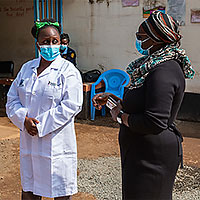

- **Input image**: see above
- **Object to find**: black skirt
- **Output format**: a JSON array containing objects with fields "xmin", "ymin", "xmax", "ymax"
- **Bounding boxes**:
[{"xmin": 119, "ymin": 126, "xmax": 181, "ymax": 200}]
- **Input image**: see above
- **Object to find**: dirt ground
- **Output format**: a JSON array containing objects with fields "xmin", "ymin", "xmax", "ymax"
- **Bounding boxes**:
[{"xmin": 0, "ymin": 116, "xmax": 199, "ymax": 200}]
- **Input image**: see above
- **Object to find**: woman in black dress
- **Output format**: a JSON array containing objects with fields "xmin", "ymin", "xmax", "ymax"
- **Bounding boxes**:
[{"xmin": 92, "ymin": 11, "xmax": 195, "ymax": 200}]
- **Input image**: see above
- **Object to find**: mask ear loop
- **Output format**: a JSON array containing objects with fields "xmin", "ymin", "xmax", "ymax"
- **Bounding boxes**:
[
  {"xmin": 149, "ymin": 37, "xmax": 165, "ymax": 45},
  {"xmin": 141, "ymin": 38, "xmax": 153, "ymax": 53},
  {"xmin": 141, "ymin": 37, "xmax": 164, "ymax": 54},
  {"xmin": 36, "ymin": 42, "xmax": 41, "ymax": 52}
]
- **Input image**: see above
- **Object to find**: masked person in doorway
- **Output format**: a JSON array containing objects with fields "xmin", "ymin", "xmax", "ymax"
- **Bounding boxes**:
[
  {"xmin": 60, "ymin": 33, "xmax": 77, "ymax": 67},
  {"xmin": 6, "ymin": 19, "xmax": 83, "ymax": 200},
  {"xmin": 92, "ymin": 11, "xmax": 195, "ymax": 200}
]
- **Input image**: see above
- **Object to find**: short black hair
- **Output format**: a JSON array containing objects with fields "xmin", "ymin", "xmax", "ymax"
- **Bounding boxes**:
[
  {"xmin": 31, "ymin": 18, "xmax": 62, "ymax": 39},
  {"xmin": 60, "ymin": 33, "xmax": 70, "ymax": 43}
]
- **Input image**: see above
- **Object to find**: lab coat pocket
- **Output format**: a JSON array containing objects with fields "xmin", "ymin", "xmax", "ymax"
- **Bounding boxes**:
[
  {"xmin": 17, "ymin": 82, "xmax": 32, "ymax": 106},
  {"xmin": 18, "ymin": 88, "xmax": 32, "ymax": 107},
  {"xmin": 41, "ymin": 85, "xmax": 62, "ymax": 111}
]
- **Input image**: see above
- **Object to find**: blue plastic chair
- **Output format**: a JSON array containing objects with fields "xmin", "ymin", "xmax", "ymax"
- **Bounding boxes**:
[{"xmin": 90, "ymin": 69, "xmax": 130, "ymax": 120}]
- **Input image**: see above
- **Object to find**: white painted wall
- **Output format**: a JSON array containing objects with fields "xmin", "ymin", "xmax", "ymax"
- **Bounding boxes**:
[
  {"xmin": 63, "ymin": 0, "xmax": 142, "ymax": 72},
  {"xmin": 63, "ymin": 0, "xmax": 200, "ymax": 93},
  {"xmin": 0, "ymin": 0, "xmax": 199, "ymax": 93},
  {"xmin": 179, "ymin": 0, "xmax": 200, "ymax": 93}
]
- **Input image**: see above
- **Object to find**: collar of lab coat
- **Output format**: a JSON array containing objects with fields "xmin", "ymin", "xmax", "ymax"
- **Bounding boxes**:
[
  {"xmin": 48, "ymin": 55, "xmax": 62, "ymax": 70},
  {"xmin": 30, "ymin": 55, "xmax": 62, "ymax": 74}
]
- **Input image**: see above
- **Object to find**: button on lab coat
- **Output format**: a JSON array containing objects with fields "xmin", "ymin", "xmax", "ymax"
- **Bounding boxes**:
[{"xmin": 6, "ymin": 55, "xmax": 83, "ymax": 198}]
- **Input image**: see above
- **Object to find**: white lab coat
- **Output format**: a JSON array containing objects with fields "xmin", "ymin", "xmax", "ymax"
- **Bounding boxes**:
[{"xmin": 6, "ymin": 55, "xmax": 83, "ymax": 198}]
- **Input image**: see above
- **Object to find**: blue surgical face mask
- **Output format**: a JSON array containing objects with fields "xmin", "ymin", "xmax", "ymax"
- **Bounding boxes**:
[
  {"xmin": 60, "ymin": 45, "xmax": 68, "ymax": 52},
  {"xmin": 135, "ymin": 38, "xmax": 152, "ymax": 55},
  {"xmin": 39, "ymin": 44, "xmax": 60, "ymax": 61}
]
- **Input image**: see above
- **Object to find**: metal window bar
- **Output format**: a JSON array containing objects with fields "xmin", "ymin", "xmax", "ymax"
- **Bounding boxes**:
[
  {"xmin": 59, "ymin": 0, "xmax": 63, "ymax": 32},
  {"xmin": 51, "ymin": 0, "xmax": 53, "ymax": 18},
  {"xmin": 41, "ymin": 0, "xmax": 44, "ymax": 19},
  {"xmin": 55, "ymin": 0, "xmax": 58, "ymax": 21},
  {"xmin": 46, "ymin": 0, "xmax": 49, "ymax": 18}
]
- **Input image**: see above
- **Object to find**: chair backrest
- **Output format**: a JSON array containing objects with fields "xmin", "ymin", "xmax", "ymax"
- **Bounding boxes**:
[
  {"xmin": 91, "ymin": 69, "xmax": 130, "ymax": 99},
  {"xmin": 0, "ymin": 61, "xmax": 14, "ymax": 78}
]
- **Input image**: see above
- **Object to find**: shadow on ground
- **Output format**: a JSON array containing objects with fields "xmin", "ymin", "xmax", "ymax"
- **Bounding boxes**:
[{"xmin": 76, "ymin": 115, "xmax": 200, "ymax": 139}]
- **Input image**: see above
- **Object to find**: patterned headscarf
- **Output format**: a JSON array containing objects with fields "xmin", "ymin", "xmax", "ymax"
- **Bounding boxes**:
[
  {"xmin": 141, "ymin": 11, "xmax": 181, "ymax": 44},
  {"xmin": 126, "ymin": 11, "xmax": 195, "ymax": 89}
]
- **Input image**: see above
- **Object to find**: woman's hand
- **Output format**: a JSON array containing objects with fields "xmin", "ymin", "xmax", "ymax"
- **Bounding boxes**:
[
  {"xmin": 92, "ymin": 92, "xmax": 110, "ymax": 110},
  {"xmin": 24, "ymin": 117, "xmax": 39, "ymax": 136},
  {"xmin": 110, "ymin": 100, "xmax": 122, "ymax": 121},
  {"xmin": 110, "ymin": 101, "xmax": 129, "ymax": 127}
]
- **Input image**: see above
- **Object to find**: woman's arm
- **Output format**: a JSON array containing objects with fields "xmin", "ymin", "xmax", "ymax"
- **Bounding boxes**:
[
  {"xmin": 92, "ymin": 92, "xmax": 122, "ymax": 110},
  {"xmin": 35, "ymin": 68, "xmax": 83, "ymax": 137},
  {"xmin": 6, "ymin": 64, "xmax": 42, "ymax": 136},
  {"xmin": 6, "ymin": 69, "xmax": 29, "ymax": 131},
  {"xmin": 127, "ymin": 61, "xmax": 184, "ymax": 135},
  {"xmin": 110, "ymin": 101, "xmax": 130, "ymax": 127}
]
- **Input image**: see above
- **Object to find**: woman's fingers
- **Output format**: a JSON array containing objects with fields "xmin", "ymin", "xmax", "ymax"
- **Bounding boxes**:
[
  {"xmin": 28, "ymin": 127, "xmax": 38, "ymax": 136},
  {"xmin": 110, "ymin": 107, "xmax": 118, "ymax": 121},
  {"xmin": 92, "ymin": 93, "xmax": 103, "ymax": 103},
  {"xmin": 32, "ymin": 118, "xmax": 39, "ymax": 124},
  {"xmin": 24, "ymin": 117, "xmax": 39, "ymax": 136},
  {"xmin": 110, "ymin": 103, "xmax": 123, "ymax": 121},
  {"xmin": 116, "ymin": 100, "xmax": 122, "ymax": 109},
  {"xmin": 28, "ymin": 131, "xmax": 35, "ymax": 136},
  {"xmin": 28, "ymin": 132, "xmax": 37, "ymax": 136},
  {"xmin": 92, "ymin": 92, "xmax": 107, "ymax": 109}
]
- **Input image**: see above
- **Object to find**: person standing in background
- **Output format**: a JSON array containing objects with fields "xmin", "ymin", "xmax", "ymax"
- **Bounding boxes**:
[{"xmin": 60, "ymin": 33, "xmax": 77, "ymax": 67}]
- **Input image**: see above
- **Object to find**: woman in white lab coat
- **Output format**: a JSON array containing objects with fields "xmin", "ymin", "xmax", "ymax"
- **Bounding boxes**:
[{"xmin": 6, "ymin": 19, "xmax": 83, "ymax": 200}]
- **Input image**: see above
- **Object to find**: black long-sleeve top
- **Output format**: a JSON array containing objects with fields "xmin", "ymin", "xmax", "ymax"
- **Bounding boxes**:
[
  {"xmin": 122, "ymin": 59, "xmax": 185, "ymax": 135},
  {"xmin": 119, "ymin": 59, "xmax": 186, "ymax": 200}
]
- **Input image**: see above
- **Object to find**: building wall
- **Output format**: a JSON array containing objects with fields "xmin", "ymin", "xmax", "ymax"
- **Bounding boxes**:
[
  {"xmin": 63, "ymin": 0, "xmax": 200, "ymax": 94},
  {"xmin": 181, "ymin": 0, "xmax": 200, "ymax": 93},
  {"xmin": 0, "ymin": 0, "xmax": 35, "ymax": 75},
  {"xmin": 0, "ymin": 0, "xmax": 199, "ymax": 94}
]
